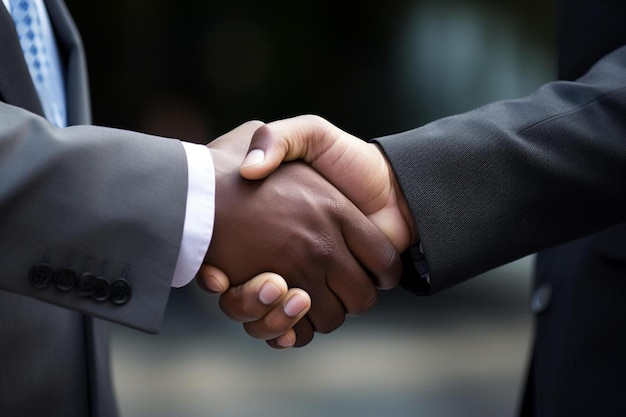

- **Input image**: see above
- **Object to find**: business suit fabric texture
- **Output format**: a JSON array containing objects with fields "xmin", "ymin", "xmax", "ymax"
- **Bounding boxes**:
[
  {"xmin": 377, "ymin": 0, "xmax": 626, "ymax": 415},
  {"xmin": 379, "ymin": 44, "xmax": 626, "ymax": 294},
  {"xmin": 0, "ymin": 1, "xmax": 189, "ymax": 416}
]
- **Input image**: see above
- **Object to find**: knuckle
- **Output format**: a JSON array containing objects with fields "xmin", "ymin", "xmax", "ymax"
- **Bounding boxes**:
[
  {"xmin": 302, "ymin": 114, "xmax": 326, "ymax": 126},
  {"xmin": 261, "ymin": 315, "xmax": 289, "ymax": 336},
  {"xmin": 310, "ymin": 234, "xmax": 336, "ymax": 262},
  {"xmin": 244, "ymin": 120, "xmax": 264, "ymax": 129}
]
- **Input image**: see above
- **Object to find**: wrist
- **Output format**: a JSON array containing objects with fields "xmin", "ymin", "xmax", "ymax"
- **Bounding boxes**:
[{"xmin": 386, "ymin": 154, "xmax": 419, "ymax": 250}]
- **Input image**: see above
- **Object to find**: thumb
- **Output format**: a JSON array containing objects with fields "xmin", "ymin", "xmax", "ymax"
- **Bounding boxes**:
[
  {"xmin": 196, "ymin": 264, "xmax": 230, "ymax": 294},
  {"xmin": 240, "ymin": 115, "xmax": 336, "ymax": 180},
  {"xmin": 239, "ymin": 115, "xmax": 391, "ymax": 216},
  {"xmin": 237, "ymin": 115, "xmax": 414, "ymax": 251}
]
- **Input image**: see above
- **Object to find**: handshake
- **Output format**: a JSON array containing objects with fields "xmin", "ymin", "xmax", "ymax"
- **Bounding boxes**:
[{"xmin": 197, "ymin": 115, "xmax": 418, "ymax": 349}]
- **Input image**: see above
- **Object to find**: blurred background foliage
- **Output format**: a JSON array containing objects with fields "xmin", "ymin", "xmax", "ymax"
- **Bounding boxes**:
[{"xmin": 65, "ymin": 0, "xmax": 556, "ymax": 416}]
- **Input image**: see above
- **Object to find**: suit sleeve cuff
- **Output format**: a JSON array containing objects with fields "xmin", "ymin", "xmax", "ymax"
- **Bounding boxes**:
[{"xmin": 171, "ymin": 142, "xmax": 215, "ymax": 288}]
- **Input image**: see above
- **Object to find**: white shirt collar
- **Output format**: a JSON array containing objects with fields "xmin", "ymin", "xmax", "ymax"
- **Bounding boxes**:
[{"xmin": 2, "ymin": 0, "xmax": 10, "ymax": 13}]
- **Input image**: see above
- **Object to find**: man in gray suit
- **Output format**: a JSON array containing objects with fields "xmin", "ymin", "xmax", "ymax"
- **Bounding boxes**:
[{"xmin": 0, "ymin": 1, "xmax": 401, "ymax": 415}]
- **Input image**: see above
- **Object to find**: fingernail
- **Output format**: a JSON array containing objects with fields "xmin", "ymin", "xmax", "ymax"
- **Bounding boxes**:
[
  {"xmin": 259, "ymin": 282, "xmax": 282, "ymax": 305},
  {"xmin": 242, "ymin": 149, "xmax": 265, "ymax": 168},
  {"xmin": 284, "ymin": 295, "xmax": 307, "ymax": 317},
  {"xmin": 203, "ymin": 275, "xmax": 224, "ymax": 293},
  {"xmin": 276, "ymin": 334, "xmax": 294, "ymax": 348}
]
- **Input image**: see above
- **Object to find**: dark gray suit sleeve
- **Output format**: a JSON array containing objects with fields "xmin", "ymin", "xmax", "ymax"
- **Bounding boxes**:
[
  {"xmin": 0, "ymin": 101, "xmax": 189, "ymax": 333},
  {"xmin": 375, "ymin": 45, "xmax": 626, "ymax": 295}
]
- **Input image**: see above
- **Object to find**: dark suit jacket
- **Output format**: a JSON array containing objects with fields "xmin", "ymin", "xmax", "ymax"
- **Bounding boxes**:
[
  {"xmin": 376, "ymin": 0, "xmax": 626, "ymax": 416},
  {"xmin": 522, "ymin": 2, "xmax": 626, "ymax": 416},
  {"xmin": 0, "ymin": 1, "xmax": 189, "ymax": 416}
]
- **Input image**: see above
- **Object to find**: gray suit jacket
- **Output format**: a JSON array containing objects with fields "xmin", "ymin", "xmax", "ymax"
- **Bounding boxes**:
[{"xmin": 0, "ymin": 1, "xmax": 189, "ymax": 415}]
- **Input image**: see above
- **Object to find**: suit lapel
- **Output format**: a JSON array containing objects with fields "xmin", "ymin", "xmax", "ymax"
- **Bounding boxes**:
[
  {"xmin": 0, "ymin": 0, "xmax": 91, "ymax": 125},
  {"xmin": 0, "ymin": 4, "xmax": 45, "ymax": 116},
  {"xmin": 44, "ymin": 0, "xmax": 91, "ymax": 125}
]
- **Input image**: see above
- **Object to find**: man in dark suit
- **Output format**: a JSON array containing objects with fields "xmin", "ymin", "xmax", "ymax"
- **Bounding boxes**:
[
  {"xmin": 0, "ymin": 1, "xmax": 402, "ymax": 415},
  {"xmin": 215, "ymin": 0, "xmax": 626, "ymax": 415}
]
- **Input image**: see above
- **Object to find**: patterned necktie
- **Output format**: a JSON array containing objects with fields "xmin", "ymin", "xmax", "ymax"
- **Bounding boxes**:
[{"xmin": 9, "ymin": 0, "xmax": 66, "ymax": 127}]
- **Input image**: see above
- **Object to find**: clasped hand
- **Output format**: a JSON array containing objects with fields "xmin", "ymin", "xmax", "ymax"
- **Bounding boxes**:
[{"xmin": 198, "ymin": 117, "xmax": 417, "ymax": 348}]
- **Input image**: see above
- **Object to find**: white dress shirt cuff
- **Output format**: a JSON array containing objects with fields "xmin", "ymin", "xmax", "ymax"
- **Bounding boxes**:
[{"xmin": 171, "ymin": 142, "xmax": 215, "ymax": 288}]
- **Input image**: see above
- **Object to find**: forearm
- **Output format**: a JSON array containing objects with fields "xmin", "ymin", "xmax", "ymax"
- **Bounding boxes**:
[
  {"xmin": 376, "ymin": 45, "xmax": 626, "ymax": 294},
  {"xmin": 0, "ymin": 102, "xmax": 188, "ymax": 332}
]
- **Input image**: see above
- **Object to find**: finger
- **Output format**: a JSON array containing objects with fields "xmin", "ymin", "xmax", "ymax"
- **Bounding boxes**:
[
  {"xmin": 340, "ymin": 206, "xmax": 403, "ymax": 290},
  {"xmin": 321, "ymin": 231, "xmax": 379, "ymax": 316},
  {"xmin": 218, "ymin": 272, "xmax": 288, "ymax": 322},
  {"xmin": 196, "ymin": 264, "xmax": 230, "ymax": 294},
  {"xmin": 293, "ymin": 271, "xmax": 347, "ymax": 335},
  {"xmin": 275, "ymin": 329, "xmax": 297, "ymax": 348},
  {"xmin": 292, "ymin": 316, "xmax": 315, "ymax": 347},
  {"xmin": 240, "ymin": 115, "xmax": 338, "ymax": 180},
  {"xmin": 241, "ymin": 116, "xmax": 397, "ymax": 223},
  {"xmin": 265, "ymin": 315, "xmax": 315, "ymax": 349},
  {"xmin": 265, "ymin": 329, "xmax": 297, "ymax": 350},
  {"xmin": 326, "ymin": 260, "xmax": 378, "ymax": 316},
  {"xmin": 243, "ymin": 289, "xmax": 311, "ymax": 340}
]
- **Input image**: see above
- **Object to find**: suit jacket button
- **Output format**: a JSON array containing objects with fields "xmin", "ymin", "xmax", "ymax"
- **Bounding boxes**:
[
  {"xmin": 55, "ymin": 267, "xmax": 77, "ymax": 291},
  {"xmin": 93, "ymin": 278, "xmax": 111, "ymax": 302},
  {"xmin": 29, "ymin": 263, "xmax": 53, "ymax": 288},
  {"xmin": 530, "ymin": 283, "xmax": 552, "ymax": 314},
  {"xmin": 110, "ymin": 278, "xmax": 132, "ymax": 305},
  {"xmin": 78, "ymin": 272, "xmax": 98, "ymax": 296}
]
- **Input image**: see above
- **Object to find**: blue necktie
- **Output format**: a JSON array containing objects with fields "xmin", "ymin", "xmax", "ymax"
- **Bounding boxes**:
[{"xmin": 9, "ymin": 0, "xmax": 66, "ymax": 127}]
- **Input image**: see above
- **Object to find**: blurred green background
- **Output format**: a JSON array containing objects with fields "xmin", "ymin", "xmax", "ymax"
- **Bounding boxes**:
[{"xmin": 65, "ymin": 0, "xmax": 556, "ymax": 416}]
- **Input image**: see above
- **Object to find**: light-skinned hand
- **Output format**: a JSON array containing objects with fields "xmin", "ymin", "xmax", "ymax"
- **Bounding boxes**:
[{"xmin": 240, "ymin": 115, "xmax": 418, "ymax": 253}]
